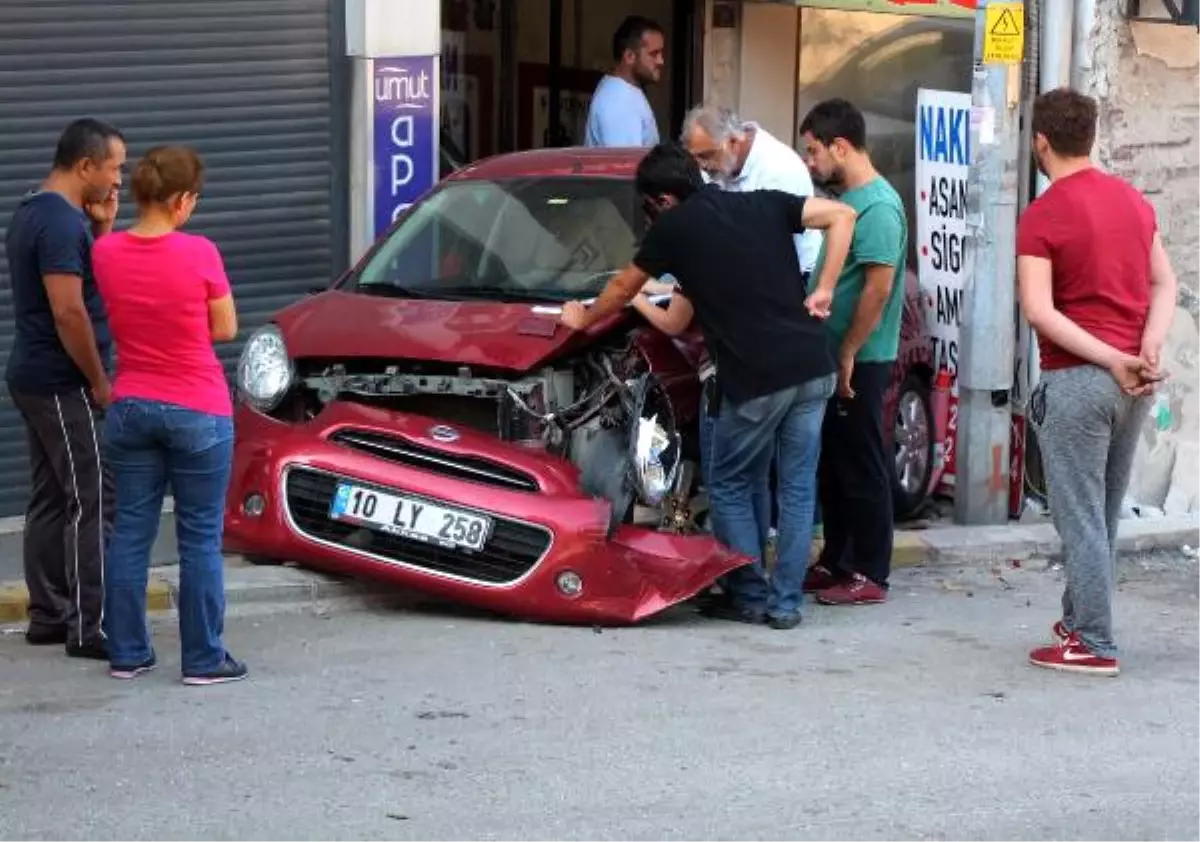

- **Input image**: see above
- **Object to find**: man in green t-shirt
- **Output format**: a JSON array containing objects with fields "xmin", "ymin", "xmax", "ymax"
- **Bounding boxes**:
[{"xmin": 798, "ymin": 98, "xmax": 908, "ymax": 606}]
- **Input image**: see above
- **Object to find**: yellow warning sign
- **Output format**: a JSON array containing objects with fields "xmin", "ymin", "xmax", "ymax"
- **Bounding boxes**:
[{"xmin": 983, "ymin": 2, "xmax": 1025, "ymax": 64}]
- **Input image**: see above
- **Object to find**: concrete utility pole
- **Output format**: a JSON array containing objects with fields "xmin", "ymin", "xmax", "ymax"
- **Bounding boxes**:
[{"xmin": 954, "ymin": 0, "xmax": 1026, "ymax": 525}]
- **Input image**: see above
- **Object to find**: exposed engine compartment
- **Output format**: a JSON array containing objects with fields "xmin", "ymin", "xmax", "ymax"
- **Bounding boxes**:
[{"xmin": 279, "ymin": 338, "xmax": 699, "ymax": 534}]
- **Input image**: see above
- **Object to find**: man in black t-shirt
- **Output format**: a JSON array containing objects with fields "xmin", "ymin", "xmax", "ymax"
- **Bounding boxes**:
[{"xmin": 560, "ymin": 143, "xmax": 856, "ymax": 629}]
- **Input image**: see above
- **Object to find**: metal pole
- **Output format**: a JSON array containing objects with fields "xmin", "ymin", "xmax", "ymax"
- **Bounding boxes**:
[
  {"xmin": 1070, "ymin": 0, "xmax": 1096, "ymax": 93},
  {"xmin": 548, "ymin": 0, "xmax": 563, "ymax": 147},
  {"xmin": 954, "ymin": 0, "xmax": 1025, "ymax": 525},
  {"xmin": 1039, "ymin": 0, "xmax": 1074, "ymax": 191}
]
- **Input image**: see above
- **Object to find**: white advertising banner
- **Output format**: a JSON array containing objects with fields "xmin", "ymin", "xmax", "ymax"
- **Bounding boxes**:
[
  {"xmin": 915, "ymin": 87, "xmax": 1028, "ymax": 513},
  {"xmin": 915, "ymin": 88, "xmax": 971, "ymax": 491}
]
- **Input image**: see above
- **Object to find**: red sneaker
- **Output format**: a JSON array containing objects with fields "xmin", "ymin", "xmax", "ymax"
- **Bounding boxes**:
[
  {"xmin": 815, "ymin": 573, "xmax": 888, "ymax": 606},
  {"xmin": 1029, "ymin": 633, "xmax": 1119, "ymax": 677},
  {"xmin": 1052, "ymin": 620, "xmax": 1070, "ymax": 643},
  {"xmin": 803, "ymin": 564, "xmax": 841, "ymax": 593}
]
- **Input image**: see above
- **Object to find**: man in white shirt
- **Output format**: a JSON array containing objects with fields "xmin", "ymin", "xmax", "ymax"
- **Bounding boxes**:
[
  {"xmin": 584, "ymin": 16, "xmax": 664, "ymax": 148},
  {"xmin": 681, "ymin": 104, "xmax": 822, "ymax": 276}
]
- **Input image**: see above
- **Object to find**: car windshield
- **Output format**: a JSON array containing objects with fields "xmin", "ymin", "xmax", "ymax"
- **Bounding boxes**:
[{"xmin": 352, "ymin": 176, "xmax": 643, "ymax": 302}]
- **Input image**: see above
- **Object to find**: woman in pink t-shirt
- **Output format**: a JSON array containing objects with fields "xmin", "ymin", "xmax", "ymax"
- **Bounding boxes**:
[{"xmin": 92, "ymin": 146, "xmax": 246, "ymax": 686}]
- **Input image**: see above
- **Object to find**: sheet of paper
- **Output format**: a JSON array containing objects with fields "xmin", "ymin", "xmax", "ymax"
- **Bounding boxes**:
[{"xmin": 529, "ymin": 293, "xmax": 670, "ymax": 318}]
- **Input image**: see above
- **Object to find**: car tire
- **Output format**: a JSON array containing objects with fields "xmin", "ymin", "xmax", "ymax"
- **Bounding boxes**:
[
  {"xmin": 892, "ymin": 374, "xmax": 935, "ymax": 521},
  {"xmin": 1022, "ymin": 422, "xmax": 1048, "ymax": 506}
]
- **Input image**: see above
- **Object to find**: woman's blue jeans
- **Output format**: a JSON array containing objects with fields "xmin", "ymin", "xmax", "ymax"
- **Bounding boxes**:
[{"xmin": 102, "ymin": 399, "xmax": 233, "ymax": 673}]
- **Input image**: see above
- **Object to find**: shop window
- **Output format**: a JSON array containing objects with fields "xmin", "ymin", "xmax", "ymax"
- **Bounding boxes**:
[
  {"xmin": 795, "ymin": 8, "xmax": 974, "ymax": 268},
  {"xmin": 441, "ymin": 0, "xmax": 680, "ymax": 162}
]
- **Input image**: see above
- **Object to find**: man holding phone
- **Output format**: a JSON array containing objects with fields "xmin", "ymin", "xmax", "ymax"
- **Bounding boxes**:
[{"xmin": 4, "ymin": 118, "xmax": 125, "ymax": 659}]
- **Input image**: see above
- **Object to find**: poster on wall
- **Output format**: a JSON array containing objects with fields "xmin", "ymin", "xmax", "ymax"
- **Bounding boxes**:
[
  {"xmin": 915, "ymin": 88, "xmax": 970, "ymax": 492},
  {"xmin": 915, "ymin": 87, "xmax": 1027, "ymax": 513},
  {"xmin": 372, "ymin": 55, "xmax": 439, "ymax": 239}
]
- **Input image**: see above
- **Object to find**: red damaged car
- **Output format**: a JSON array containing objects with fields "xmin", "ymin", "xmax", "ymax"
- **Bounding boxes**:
[{"xmin": 224, "ymin": 147, "xmax": 940, "ymax": 625}]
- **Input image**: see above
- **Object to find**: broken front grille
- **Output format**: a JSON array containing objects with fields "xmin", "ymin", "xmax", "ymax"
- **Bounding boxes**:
[
  {"xmin": 329, "ymin": 429, "xmax": 540, "ymax": 492},
  {"xmin": 284, "ymin": 467, "xmax": 551, "ymax": 586}
]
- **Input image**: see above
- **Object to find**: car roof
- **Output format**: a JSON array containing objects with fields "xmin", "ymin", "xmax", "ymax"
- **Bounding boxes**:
[{"xmin": 445, "ymin": 147, "xmax": 645, "ymax": 182}]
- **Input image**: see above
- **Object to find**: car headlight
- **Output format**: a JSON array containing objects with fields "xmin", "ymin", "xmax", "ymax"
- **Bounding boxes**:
[
  {"xmin": 237, "ymin": 324, "xmax": 293, "ymax": 412},
  {"xmin": 629, "ymin": 375, "xmax": 681, "ymax": 507}
]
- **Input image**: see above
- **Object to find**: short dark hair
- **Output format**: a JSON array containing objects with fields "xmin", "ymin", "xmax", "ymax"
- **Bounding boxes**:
[
  {"xmin": 799, "ymin": 98, "xmax": 867, "ymax": 150},
  {"xmin": 52, "ymin": 118, "xmax": 124, "ymax": 171},
  {"xmin": 636, "ymin": 142, "xmax": 704, "ymax": 204},
  {"xmin": 1032, "ymin": 87, "xmax": 1097, "ymax": 158},
  {"xmin": 612, "ymin": 15, "xmax": 663, "ymax": 63}
]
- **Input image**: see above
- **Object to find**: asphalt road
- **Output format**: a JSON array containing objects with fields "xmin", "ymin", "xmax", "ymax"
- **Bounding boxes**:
[{"xmin": 0, "ymin": 555, "xmax": 1196, "ymax": 841}]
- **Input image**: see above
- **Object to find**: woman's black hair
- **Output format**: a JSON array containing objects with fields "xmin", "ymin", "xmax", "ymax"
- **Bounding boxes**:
[{"xmin": 635, "ymin": 142, "xmax": 705, "ymax": 204}]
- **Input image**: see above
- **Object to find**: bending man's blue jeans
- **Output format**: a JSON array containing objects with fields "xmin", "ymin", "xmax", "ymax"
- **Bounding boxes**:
[
  {"xmin": 103, "ymin": 399, "xmax": 234, "ymax": 673},
  {"xmin": 700, "ymin": 377, "xmax": 770, "ymax": 549},
  {"xmin": 708, "ymin": 374, "xmax": 834, "ymax": 621}
]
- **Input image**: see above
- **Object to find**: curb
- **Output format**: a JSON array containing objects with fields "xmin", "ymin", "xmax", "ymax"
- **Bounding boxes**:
[
  {"xmin": 2, "ymin": 517, "xmax": 1196, "ymax": 627},
  {"xmin": 0, "ymin": 557, "xmax": 367, "ymax": 626},
  {"xmin": 0, "ymin": 498, "xmax": 176, "ymax": 537},
  {"xmin": 909, "ymin": 516, "xmax": 1199, "ymax": 564}
]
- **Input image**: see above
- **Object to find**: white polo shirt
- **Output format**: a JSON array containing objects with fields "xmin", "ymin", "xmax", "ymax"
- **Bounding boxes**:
[{"xmin": 721, "ymin": 123, "xmax": 823, "ymax": 275}]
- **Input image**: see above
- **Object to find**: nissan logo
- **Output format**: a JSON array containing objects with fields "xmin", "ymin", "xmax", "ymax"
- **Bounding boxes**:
[{"xmin": 429, "ymin": 425, "xmax": 459, "ymax": 443}]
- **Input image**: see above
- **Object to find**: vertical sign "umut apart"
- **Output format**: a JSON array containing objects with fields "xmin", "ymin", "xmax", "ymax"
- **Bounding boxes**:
[
  {"xmin": 373, "ymin": 56, "xmax": 439, "ymax": 238},
  {"xmin": 915, "ymin": 88, "xmax": 970, "ymax": 491}
]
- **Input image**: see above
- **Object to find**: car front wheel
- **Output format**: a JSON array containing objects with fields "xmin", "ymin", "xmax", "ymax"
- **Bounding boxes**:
[{"xmin": 892, "ymin": 375, "xmax": 935, "ymax": 520}]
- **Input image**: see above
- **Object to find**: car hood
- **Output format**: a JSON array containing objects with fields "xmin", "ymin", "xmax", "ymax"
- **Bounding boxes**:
[{"xmin": 275, "ymin": 290, "xmax": 586, "ymax": 372}]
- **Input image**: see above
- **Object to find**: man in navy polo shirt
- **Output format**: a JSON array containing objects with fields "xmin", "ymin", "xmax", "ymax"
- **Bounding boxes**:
[{"xmin": 5, "ymin": 118, "xmax": 125, "ymax": 659}]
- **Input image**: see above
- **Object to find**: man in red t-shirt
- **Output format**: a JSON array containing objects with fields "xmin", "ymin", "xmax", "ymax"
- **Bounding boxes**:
[{"xmin": 1016, "ymin": 88, "xmax": 1178, "ymax": 677}]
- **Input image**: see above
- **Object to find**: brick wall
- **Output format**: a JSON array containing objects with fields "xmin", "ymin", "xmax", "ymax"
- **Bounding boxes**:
[
  {"xmin": 1083, "ymin": 4, "xmax": 1198, "ymax": 516},
  {"xmin": 1084, "ymin": 2, "xmax": 1199, "ymax": 308}
]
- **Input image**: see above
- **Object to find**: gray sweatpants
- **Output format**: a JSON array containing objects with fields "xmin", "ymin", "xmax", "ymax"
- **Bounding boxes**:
[{"xmin": 1030, "ymin": 365, "xmax": 1150, "ymax": 658}]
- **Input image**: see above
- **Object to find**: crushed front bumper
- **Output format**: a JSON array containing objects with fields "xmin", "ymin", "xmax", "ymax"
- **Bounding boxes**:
[{"xmin": 224, "ymin": 400, "xmax": 746, "ymax": 625}]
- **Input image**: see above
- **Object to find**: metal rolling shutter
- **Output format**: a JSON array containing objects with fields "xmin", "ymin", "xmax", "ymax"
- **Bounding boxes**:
[{"xmin": 0, "ymin": 0, "xmax": 344, "ymax": 516}]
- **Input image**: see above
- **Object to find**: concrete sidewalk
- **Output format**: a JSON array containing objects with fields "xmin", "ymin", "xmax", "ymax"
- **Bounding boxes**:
[
  {"xmin": 0, "ymin": 501, "xmax": 179, "ymax": 585},
  {"xmin": 1, "ymin": 515, "xmax": 1196, "ymax": 627}
]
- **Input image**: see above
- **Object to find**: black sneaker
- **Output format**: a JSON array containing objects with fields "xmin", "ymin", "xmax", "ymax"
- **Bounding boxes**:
[
  {"xmin": 25, "ymin": 624, "xmax": 68, "ymax": 646},
  {"xmin": 66, "ymin": 639, "xmax": 109, "ymax": 661},
  {"xmin": 693, "ymin": 587, "xmax": 732, "ymax": 613},
  {"xmin": 182, "ymin": 654, "xmax": 248, "ymax": 686},
  {"xmin": 110, "ymin": 654, "xmax": 158, "ymax": 680},
  {"xmin": 766, "ymin": 613, "xmax": 802, "ymax": 630},
  {"xmin": 700, "ymin": 602, "xmax": 766, "ymax": 626}
]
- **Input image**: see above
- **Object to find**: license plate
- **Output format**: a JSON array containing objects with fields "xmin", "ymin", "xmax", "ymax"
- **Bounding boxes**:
[{"xmin": 329, "ymin": 482, "xmax": 492, "ymax": 551}]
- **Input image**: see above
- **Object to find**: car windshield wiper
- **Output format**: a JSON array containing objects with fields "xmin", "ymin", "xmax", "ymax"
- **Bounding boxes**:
[
  {"xmin": 434, "ymin": 286, "xmax": 571, "ymax": 303},
  {"xmin": 352, "ymin": 283, "xmax": 577, "ymax": 304},
  {"xmin": 353, "ymin": 283, "xmax": 438, "ymax": 298}
]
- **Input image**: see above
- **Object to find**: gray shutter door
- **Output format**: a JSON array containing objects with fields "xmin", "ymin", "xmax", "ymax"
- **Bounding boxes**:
[{"xmin": 0, "ymin": 0, "xmax": 345, "ymax": 516}]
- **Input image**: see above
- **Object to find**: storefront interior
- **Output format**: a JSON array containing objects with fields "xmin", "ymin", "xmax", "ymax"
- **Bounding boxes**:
[{"xmin": 439, "ymin": 0, "xmax": 702, "ymax": 169}]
